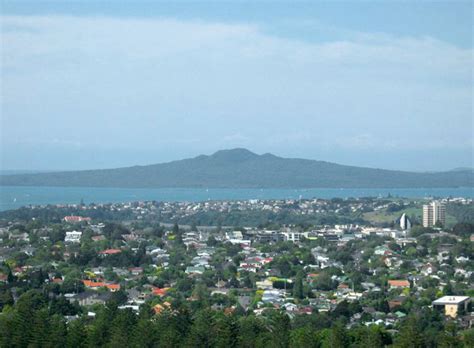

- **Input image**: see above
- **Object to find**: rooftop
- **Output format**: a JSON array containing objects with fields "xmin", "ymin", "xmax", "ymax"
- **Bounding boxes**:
[{"xmin": 432, "ymin": 296, "xmax": 470, "ymax": 305}]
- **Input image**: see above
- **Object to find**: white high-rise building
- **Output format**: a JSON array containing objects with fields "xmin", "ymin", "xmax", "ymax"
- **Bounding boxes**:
[{"xmin": 423, "ymin": 201, "xmax": 446, "ymax": 227}]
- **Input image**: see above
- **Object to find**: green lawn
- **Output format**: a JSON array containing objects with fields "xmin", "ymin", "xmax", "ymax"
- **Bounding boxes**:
[{"xmin": 363, "ymin": 205, "xmax": 457, "ymax": 228}]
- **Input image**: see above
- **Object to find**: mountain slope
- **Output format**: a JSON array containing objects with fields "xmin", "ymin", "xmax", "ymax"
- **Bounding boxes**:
[{"xmin": 1, "ymin": 149, "xmax": 472, "ymax": 188}]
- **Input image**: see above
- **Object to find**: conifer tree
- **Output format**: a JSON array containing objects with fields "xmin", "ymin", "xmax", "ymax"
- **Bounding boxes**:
[
  {"xmin": 186, "ymin": 309, "xmax": 215, "ymax": 348},
  {"xmin": 394, "ymin": 316, "xmax": 425, "ymax": 348},
  {"xmin": 212, "ymin": 312, "xmax": 238, "ymax": 348},
  {"xmin": 292, "ymin": 271, "xmax": 304, "ymax": 300},
  {"xmin": 66, "ymin": 319, "xmax": 87, "ymax": 348}
]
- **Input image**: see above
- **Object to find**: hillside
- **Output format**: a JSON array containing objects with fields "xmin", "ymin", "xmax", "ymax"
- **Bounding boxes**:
[{"xmin": 1, "ymin": 149, "xmax": 472, "ymax": 188}]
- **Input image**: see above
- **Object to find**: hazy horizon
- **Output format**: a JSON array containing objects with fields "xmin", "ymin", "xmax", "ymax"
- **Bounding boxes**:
[
  {"xmin": 1, "ymin": 1, "xmax": 473, "ymax": 172},
  {"xmin": 1, "ymin": 147, "xmax": 473, "ymax": 174}
]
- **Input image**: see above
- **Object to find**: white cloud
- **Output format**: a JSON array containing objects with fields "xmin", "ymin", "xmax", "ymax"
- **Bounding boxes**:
[{"xmin": 1, "ymin": 15, "xmax": 472, "ymax": 166}]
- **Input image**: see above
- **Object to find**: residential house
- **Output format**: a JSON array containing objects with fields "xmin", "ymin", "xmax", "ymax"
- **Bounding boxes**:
[
  {"xmin": 66, "ymin": 291, "xmax": 112, "ymax": 306},
  {"xmin": 98, "ymin": 249, "xmax": 122, "ymax": 256},
  {"xmin": 65, "ymin": 231, "xmax": 82, "ymax": 243},
  {"xmin": 388, "ymin": 280, "xmax": 410, "ymax": 290},
  {"xmin": 388, "ymin": 296, "xmax": 407, "ymax": 310}
]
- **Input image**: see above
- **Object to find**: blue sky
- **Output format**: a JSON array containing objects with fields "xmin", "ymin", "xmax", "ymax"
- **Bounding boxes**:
[{"xmin": 1, "ymin": 1, "xmax": 472, "ymax": 171}]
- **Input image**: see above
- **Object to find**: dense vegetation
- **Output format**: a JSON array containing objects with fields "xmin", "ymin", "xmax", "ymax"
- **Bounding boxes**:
[
  {"xmin": 1, "ymin": 289, "xmax": 473, "ymax": 348},
  {"xmin": 1, "ymin": 149, "xmax": 472, "ymax": 188},
  {"xmin": 173, "ymin": 209, "xmax": 365, "ymax": 228},
  {"xmin": 447, "ymin": 203, "xmax": 474, "ymax": 224}
]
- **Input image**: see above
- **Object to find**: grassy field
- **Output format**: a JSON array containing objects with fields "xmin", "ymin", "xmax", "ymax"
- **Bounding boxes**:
[
  {"xmin": 363, "ymin": 206, "xmax": 421, "ymax": 224},
  {"xmin": 363, "ymin": 205, "xmax": 457, "ymax": 228}
]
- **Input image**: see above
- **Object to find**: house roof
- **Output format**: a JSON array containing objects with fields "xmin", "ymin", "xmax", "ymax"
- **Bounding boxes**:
[
  {"xmin": 388, "ymin": 280, "xmax": 410, "ymax": 287},
  {"xmin": 152, "ymin": 287, "xmax": 169, "ymax": 296},
  {"xmin": 106, "ymin": 284, "xmax": 121, "ymax": 290},
  {"xmin": 83, "ymin": 280, "xmax": 120, "ymax": 290},
  {"xmin": 73, "ymin": 291, "xmax": 98, "ymax": 300},
  {"xmin": 83, "ymin": 280, "xmax": 105, "ymax": 288},
  {"xmin": 99, "ymin": 249, "xmax": 122, "ymax": 255},
  {"xmin": 432, "ymin": 296, "xmax": 470, "ymax": 305},
  {"xmin": 153, "ymin": 301, "xmax": 171, "ymax": 314}
]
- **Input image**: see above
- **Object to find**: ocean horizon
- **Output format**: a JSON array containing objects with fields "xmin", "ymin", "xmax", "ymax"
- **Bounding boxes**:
[{"xmin": 0, "ymin": 186, "xmax": 472, "ymax": 212}]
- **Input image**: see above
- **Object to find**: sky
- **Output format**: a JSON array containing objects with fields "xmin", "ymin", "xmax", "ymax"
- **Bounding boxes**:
[{"xmin": 1, "ymin": 0, "xmax": 473, "ymax": 172}]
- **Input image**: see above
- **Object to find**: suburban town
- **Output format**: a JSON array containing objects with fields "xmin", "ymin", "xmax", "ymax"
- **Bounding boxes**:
[
  {"xmin": 1, "ymin": 0, "xmax": 472, "ymax": 346},
  {"xmin": 0, "ymin": 196, "xmax": 472, "ymax": 347}
]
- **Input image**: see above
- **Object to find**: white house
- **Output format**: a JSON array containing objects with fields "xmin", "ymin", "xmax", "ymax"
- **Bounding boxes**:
[
  {"xmin": 226, "ymin": 231, "xmax": 243, "ymax": 240},
  {"xmin": 65, "ymin": 231, "xmax": 82, "ymax": 243},
  {"xmin": 282, "ymin": 232, "xmax": 303, "ymax": 243}
]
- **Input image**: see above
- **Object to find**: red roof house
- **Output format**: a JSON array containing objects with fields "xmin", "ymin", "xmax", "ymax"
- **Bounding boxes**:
[
  {"xmin": 388, "ymin": 280, "xmax": 410, "ymax": 289},
  {"xmin": 98, "ymin": 249, "xmax": 122, "ymax": 256}
]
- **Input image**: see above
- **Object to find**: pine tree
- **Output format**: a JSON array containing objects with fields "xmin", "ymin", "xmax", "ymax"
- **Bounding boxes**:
[
  {"xmin": 362, "ymin": 325, "xmax": 383, "ymax": 348},
  {"xmin": 394, "ymin": 316, "xmax": 424, "ymax": 348},
  {"xmin": 289, "ymin": 326, "xmax": 319, "ymax": 348},
  {"xmin": 185, "ymin": 309, "xmax": 215, "ymax": 348},
  {"xmin": 238, "ymin": 315, "xmax": 263, "ymax": 348},
  {"xmin": 11, "ymin": 291, "xmax": 44, "ymax": 347},
  {"xmin": 86, "ymin": 309, "xmax": 111, "ymax": 347},
  {"xmin": 322, "ymin": 321, "xmax": 349, "ymax": 348},
  {"xmin": 0, "ymin": 289, "xmax": 14, "ymax": 310},
  {"xmin": 107, "ymin": 308, "xmax": 137, "ymax": 347},
  {"xmin": 269, "ymin": 311, "xmax": 291, "ymax": 348},
  {"xmin": 437, "ymin": 321, "xmax": 461, "ymax": 348},
  {"xmin": 130, "ymin": 319, "xmax": 155, "ymax": 348},
  {"xmin": 7, "ymin": 268, "xmax": 15, "ymax": 283},
  {"xmin": 292, "ymin": 271, "xmax": 304, "ymax": 300},
  {"xmin": 212, "ymin": 312, "xmax": 238, "ymax": 348},
  {"xmin": 0, "ymin": 308, "xmax": 17, "ymax": 347},
  {"xmin": 30, "ymin": 308, "xmax": 50, "ymax": 347},
  {"xmin": 48, "ymin": 314, "xmax": 67, "ymax": 347},
  {"xmin": 66, "ymin": 319, "xmax": 87, "ymax": 348},
  {"xmin": 173, "ymin": 222, "xmax": 184, "ymax": 246},
  {"xmin": 154, "ymin": 312, "xmax": 182, "ymax": 347}
]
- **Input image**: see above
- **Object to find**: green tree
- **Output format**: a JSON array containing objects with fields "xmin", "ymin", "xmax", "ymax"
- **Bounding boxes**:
[
  {"xmin": 361, "ymin": 325, "xmax": 384, "ymax": 348},
  {"xmin": 293, "ymin": 271, "xmax": 304, "ymax": 300},
  {"xmin": 322, "ymin": 321, "xmax": 349, "ymax": 348},
  {"xmin": 269, "ymin": 311, "xmax": 291, "ymax": 348},
  {"xmin": 48, "ymin": 314, "xmax": 67, "ymax": 347},
  {"xmin": 186, "ymin": 309, "xmax": 215, "ymax": 348},
  {"xmin": 30, "ymin": 308, "xmax": 50, "ymax": 347},
  {"xmin": 438, "ymin": 321, "xmax": 461, "ymax": 348},
  {"xmin": 238, "ymin": 315, "xmax": 264, "ymax": 348},
  {"xmin": 154, "ymin": 311, "xmax": 182, "ymax": 347},
  {"xmin": 0, "ymin": 289, "xmax": 14, "ymax": 310},
  {"xmin": 290, "ymin": 326, "xmax": 319, "ymax": 348},
  {"xmin": 108, "ymin": 308, "xmax": 137, "ymax": 347},
  {"xmin": 394, "ymin": 316, "xmax": 424, "ymax": 348},
  {"xmin": 0, "ymin": 307, "xmax": 17, "ymax": 347},
  {"xmin": 212, "ymin": 312, "xmax": 238, "ymax": 348},
  {"xmin": 66, "ymin": 319, "xmax": 87, "ymax": 348},
  {"xmin": 314, "ymin": 272, "xmax": 336, "ymax": 291},
  {"xmin": 462, "ymin": 329, "xmax": 474, "ymax": 348}
]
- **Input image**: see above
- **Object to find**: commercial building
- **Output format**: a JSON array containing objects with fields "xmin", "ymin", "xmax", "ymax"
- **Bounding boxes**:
[
  {"xmin": 432, "ymin": 296, "xmax": 471, "ymax": 318},
  {"xmin": 423, "ymin": 201, "xmax": 446, "ymax": 227}
]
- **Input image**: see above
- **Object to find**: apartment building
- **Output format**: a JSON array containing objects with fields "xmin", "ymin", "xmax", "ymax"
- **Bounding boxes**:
[{"xmin": 423, "ymin": 201, "xmax": 446, "ymax": 227}]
